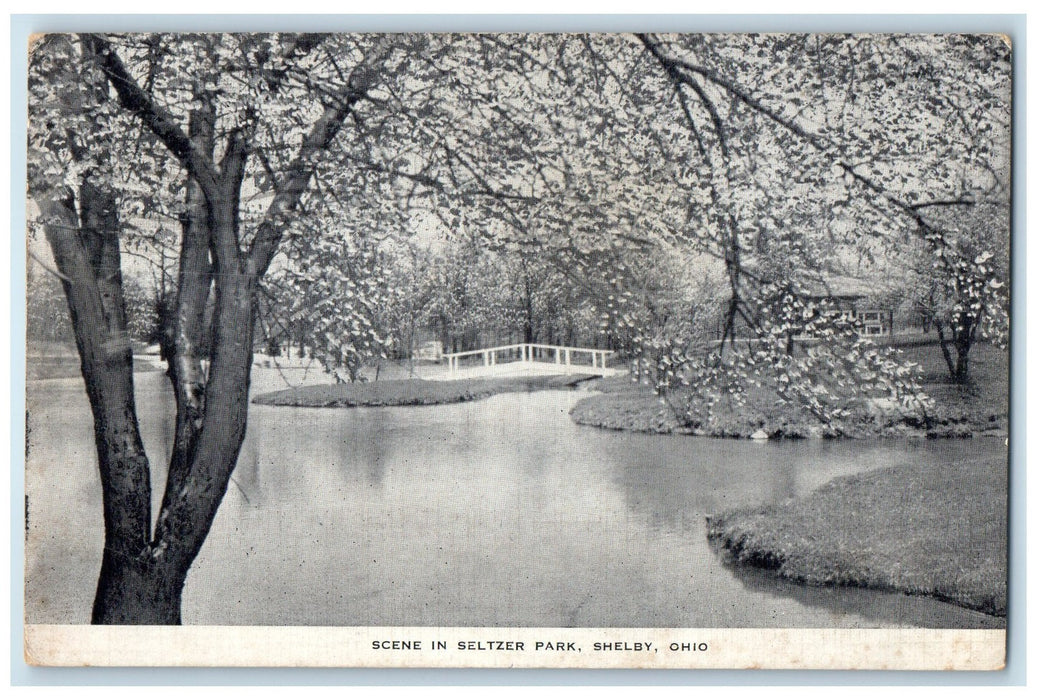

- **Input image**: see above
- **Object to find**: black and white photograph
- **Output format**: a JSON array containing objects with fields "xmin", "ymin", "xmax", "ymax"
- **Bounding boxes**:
[{"xmin": 21, "ymin": 28, "xmax": 1011, "ymax": 669}]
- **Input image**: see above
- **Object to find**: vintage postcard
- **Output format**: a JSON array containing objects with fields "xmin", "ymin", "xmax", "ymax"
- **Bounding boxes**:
[{"xmin": 22, "ymin": 30, "xmax": 1010, "ymax": 669}]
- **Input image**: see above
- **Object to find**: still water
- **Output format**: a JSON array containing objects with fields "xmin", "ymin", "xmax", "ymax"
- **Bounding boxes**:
[{"xmin": 25, "ymin": 370, "xmax": 1005, "ymax": 628}]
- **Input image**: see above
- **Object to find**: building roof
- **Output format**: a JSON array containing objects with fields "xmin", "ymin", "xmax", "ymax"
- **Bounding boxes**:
[
  {"xmin": 800, "ymin": 275, "xmax": 881, "ymax": 300},
  {"xmin": 715, "ymin": 274, "xmax": 889, "ymax": 303}
]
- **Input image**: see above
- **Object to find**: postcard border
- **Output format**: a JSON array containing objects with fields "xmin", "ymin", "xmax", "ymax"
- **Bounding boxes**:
[{"xmin": 8, "ymin": 11, "xmax": 1027, "ymax": 686}]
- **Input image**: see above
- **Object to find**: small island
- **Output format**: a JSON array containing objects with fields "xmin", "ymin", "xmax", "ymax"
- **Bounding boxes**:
[{"xmin": 252, "ymin": 373, "xmax": 595, "ymax": 408}]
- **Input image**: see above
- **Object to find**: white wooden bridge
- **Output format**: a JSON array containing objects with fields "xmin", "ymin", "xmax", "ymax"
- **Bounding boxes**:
[{"xmin": 441, "ymin": 343, "xmax": 620, "ymax": 379}]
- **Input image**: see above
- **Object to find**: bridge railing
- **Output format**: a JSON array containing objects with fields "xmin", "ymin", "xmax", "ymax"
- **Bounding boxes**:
[{"xmin": 442, "ymin": 343, "xmax": 615, "ymax": 375}]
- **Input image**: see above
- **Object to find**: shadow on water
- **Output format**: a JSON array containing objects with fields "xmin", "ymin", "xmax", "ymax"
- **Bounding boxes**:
[
  {"xmin": 603, "ymin": 433, "xmax": 800, "ymax": 532},
  {"xmin": 233, "ymin": 403, "xmax": 395, "ymax": 506},
  {"xmin": 707, "ymin": 533, "xmax": 1007, "ymax": 630}
]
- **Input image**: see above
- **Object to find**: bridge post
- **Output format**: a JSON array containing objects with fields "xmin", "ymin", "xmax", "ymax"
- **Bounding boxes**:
[
  {"xmin": 565, "ymin": 348, "xmax": 571, "ymax": 372},
  {"xmin": 483, "ymin": 351, "xmax": 489, "ymax": 367}
]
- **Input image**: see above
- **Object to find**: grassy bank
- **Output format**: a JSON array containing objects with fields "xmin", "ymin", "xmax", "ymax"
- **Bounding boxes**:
[
  {"xmin": 706, "ymin": 452, "xmax": 1007, "ymax": 616},
  {"xmin": 571, "ymin": 341, "xmax": 1008, "ymax": 439},
  {"xmin": 252, "ymin": 374, "xmax": 594, "ymax": 408},
  {"xmin": 566, "ymin": 379, "xmax": 688, "ymax": 434}
]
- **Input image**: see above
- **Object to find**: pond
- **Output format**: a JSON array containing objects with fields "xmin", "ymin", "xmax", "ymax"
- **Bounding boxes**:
[{"xmin": 25, "ymin": 370, "xmax": 1005, "ymax": 628}]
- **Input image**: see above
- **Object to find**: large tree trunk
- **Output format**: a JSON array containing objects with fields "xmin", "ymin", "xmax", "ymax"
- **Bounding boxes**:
[
  {"xmin": 37, "ymin": 184, "xmax": 162, "ymax": 623},
  {"xmin": 149, "ymin": 269, "xmax": 256, "ymax": 594},
  {"xmin": 92, "ymin": 557, "xmax": 186, "ymax": 624},
  {"xmin": 58, "ymin": 33, "xmax": 367, "ymax": 624},
  {"xmin": 94, "ymin": 266, "xmax": 256, "ymax": 625},
  {"xmin": 37, "ymin": 151, "xmax": 258, "ymax": 625}
]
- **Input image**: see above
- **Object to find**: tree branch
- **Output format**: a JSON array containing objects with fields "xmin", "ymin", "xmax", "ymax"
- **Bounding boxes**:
[
  {"xmin": 247, "ymin": 90, "xmax": 364, "ymax": 276},
  {"xmin": 81, "ymin": 34, "xmax": 220, "ymax": 199},
  {"xmin": 636, "ymin": 34, "xmax": 987, "ymax": 238}
]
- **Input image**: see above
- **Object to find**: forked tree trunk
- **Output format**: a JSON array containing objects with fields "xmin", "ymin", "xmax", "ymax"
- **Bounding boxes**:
[
  {"xmin": 38, "ymin": 174, "xmax": 258, "ymax": 625},
  {"xmin": 93, "ymin": 255, "xmax": 257, "ymax": 625},
  {"xmin": 38, "ymin": 33, "xmax": 366, "ymax": 624}
]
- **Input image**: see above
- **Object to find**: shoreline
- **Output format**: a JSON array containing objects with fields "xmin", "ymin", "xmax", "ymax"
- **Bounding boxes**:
[
  {"xmin": 251, "ymin": 374, "xmax": 596, "ymax": 408},
  {"xmin": 704, "ymin": 453, "xmax": 1008, "ymax": 618},
  {"xmin": 569, "ymin": 389, "xmax": 1008, "ymax": 441}
]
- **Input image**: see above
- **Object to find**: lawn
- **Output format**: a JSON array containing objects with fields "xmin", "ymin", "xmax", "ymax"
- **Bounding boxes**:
[
  {"xmin": 571, "ymin": 340, "xmax": 1008, "ymax": 439},
  {"xmin": 26, "ymin": 350, "xmax": 166, "ymax": 381},
  {"xmin": 706, "ymin": 451, "xmax": 1008, "ymax": 616},
  {"xmin": 252, "ymin": 374, "xmax": 594, "ymax": 408},
  {"xmin": 896, "ymin": 341, "xmax": 1008, "ymax": 433}
]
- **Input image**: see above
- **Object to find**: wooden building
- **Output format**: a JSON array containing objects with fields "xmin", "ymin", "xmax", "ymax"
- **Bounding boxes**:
[
  {"xmin": 800, "ymin": 276, "xmax": 894, "ymax": 338},
  {"xmin": 715, "ymin": 275, "xmax": 894, "ymax": 341}
]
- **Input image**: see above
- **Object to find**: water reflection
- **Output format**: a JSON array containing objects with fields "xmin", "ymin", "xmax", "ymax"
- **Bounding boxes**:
[
  {"xmin": 720, "ymin": 558, "xmax": 1005, "ymax": 629},
  {"xmin": 25, "ymin": 375, "xmax": 1007, "ymax": 629}
]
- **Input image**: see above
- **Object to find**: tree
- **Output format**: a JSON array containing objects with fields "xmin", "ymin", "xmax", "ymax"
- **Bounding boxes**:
[
  {"xmin": 635, "ymin": 34, "xmax": 1009, "ymax": 337},
  {"xmin": 422, "ymin": 232, "xmax": 517, "ymax": 352},
  {"xmin": 908, "ymin": 200, "xmax": 1009, "ymax": 382},
  {"xmin": 632, "ymin": 33, "xmax": 1009, "ymax": 413},
  {"xmin": 27, "ymin": 32, "xmax": 1010, "ymax": 623},
  {"xmin": 28, "ymin": 32, "xmax": 602, "ymax": 622},
  {"xmin": 29, "ymin": 33, "xmax": 397, "ymax": 622},
  {"xmin": 26, "ymin": 263, "xmax": 74, "ymax": 346},
  {"xmin": 263, "ymin": 231, "xmax": 396, "ymax": 382}
]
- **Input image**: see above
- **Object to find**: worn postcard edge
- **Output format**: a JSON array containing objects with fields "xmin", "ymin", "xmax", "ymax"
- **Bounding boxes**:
[{"xmin": 23, "ymin": 625, "xmax": 1006, "ymax": 670}]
